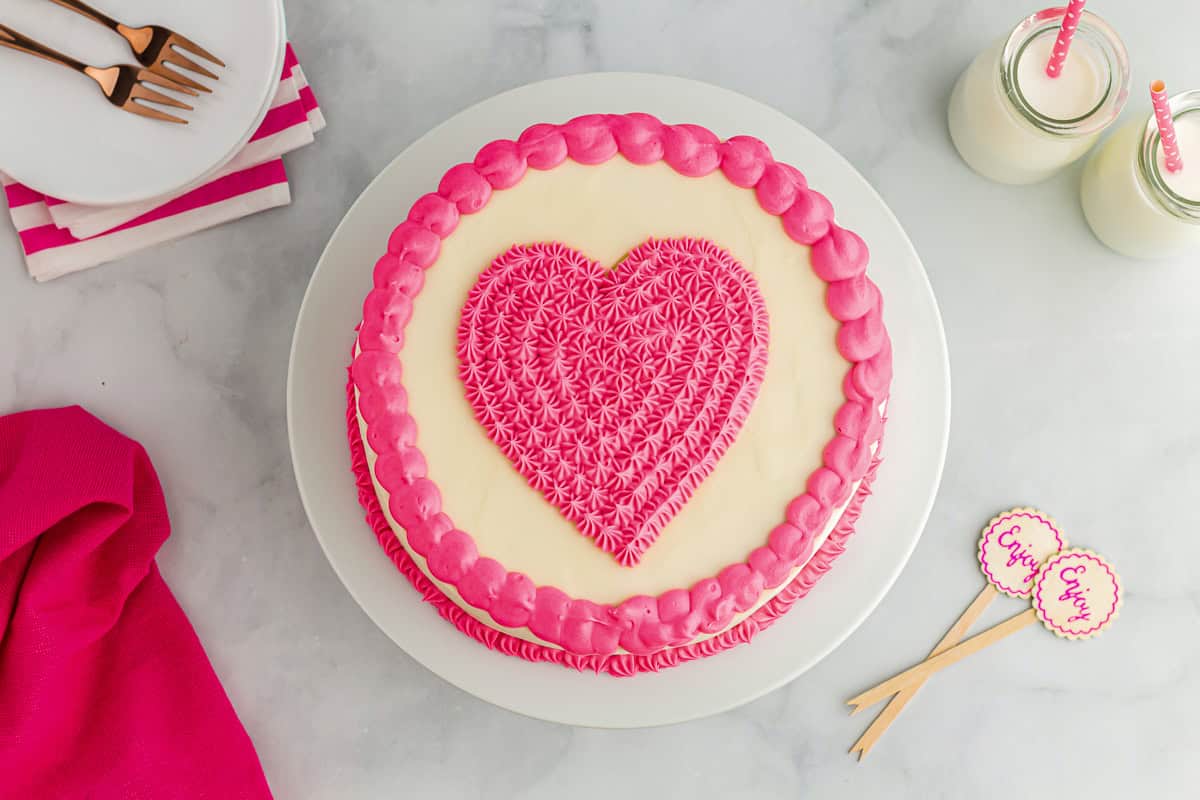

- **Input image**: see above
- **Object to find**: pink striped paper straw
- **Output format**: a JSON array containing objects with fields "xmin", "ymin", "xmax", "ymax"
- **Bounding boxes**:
[
  {"xmin": 1150, "ymin": 80, "xmax": 1184, "ymax": 174},
  {"xmin": 1045, "ymin": 0, "xmax": 1087, "ymax": 78}
]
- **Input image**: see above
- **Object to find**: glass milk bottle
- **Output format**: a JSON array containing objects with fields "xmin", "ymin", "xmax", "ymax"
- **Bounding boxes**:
[
  {"xmin": 948, "ymin": 8, "xmax": 1130, "ymax": 184},
  {"xmin": 1082, "ymin": 90, "xmax": 1200, "ymax": 259}
]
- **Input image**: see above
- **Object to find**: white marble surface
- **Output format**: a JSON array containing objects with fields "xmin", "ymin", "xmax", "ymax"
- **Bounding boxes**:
[{"xmin": 2, "ymin": 0, "xmax": 1197, "ymax": 796}]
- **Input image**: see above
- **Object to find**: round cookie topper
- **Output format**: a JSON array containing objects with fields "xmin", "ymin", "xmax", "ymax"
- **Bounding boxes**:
[
  {"xmin": 1034, "ymin": 549, "xmax": 1122, "ymax": 640},
  {"xmin": 978, "ymin": 507, "xmax": 1066, "ymax": 598}
]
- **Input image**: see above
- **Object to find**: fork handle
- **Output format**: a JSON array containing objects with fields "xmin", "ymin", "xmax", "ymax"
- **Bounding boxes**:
[
  {"xmin": 0, "ymin": 23, "xmax": 88, "ymax": 73},
  {"xmin": 44, "ymin": 0, "xmax": 121, "ymax": 31}
]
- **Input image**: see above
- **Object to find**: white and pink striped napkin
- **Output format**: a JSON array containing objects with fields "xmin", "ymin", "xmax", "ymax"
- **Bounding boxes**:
[{"xmin": 2, "ymin": 44, "xmax": 323, "ymax": 282}]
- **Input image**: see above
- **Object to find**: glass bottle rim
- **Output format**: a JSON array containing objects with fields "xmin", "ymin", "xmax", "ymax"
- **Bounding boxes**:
[
  {"xmin": 1139, "ymin": 89, "xmax": 1200, "ymax": 223},
  {"xmin": 999, "ymin": 7, "xmax": 1130, "ymax": 137}
]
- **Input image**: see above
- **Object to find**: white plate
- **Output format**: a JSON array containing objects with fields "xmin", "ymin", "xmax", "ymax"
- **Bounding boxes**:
[
  {"xmin": 288, "ymin": 73, "xmax": 950, "ymax": 728},
  {"xmin": 0, "ymin": 0, "xmax": 283, "ymax": 206}
]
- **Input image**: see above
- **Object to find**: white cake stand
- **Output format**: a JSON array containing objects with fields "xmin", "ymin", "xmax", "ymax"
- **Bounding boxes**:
[{"xmin": 287, "ymin": 73, "xmax": 950, "ymax": 729}]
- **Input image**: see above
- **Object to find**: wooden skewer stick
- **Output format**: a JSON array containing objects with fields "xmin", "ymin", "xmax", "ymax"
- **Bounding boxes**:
[
  {"xmin": 848, "ymin": 584, "xmax": 997, "ymax": 760},
  {"xmin": 847, "ymin": 608, "xmax": 1039, "ymax": 711}
]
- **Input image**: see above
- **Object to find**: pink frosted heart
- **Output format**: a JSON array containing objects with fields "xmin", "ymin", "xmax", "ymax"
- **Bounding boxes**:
[{"xmin": 457, "ymin": 238, "xmax": 769, "ymax": 566}]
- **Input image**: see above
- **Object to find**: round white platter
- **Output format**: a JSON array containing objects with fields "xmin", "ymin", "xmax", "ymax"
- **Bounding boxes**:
[
  {"xmin": 0, "ymin": 0, "xmax": 284, "ymax": 206},
  {"xmin": 288, "ymin": 72, "xmax": 950, "ymax": 728}
]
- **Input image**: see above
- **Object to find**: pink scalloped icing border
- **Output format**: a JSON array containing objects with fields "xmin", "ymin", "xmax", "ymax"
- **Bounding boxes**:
[
  {"xmin": 350, "ymin": 113, "xmax": 892, "ymax": 665},
  {"xmin": 348, "ymin": 376, "xmax": 883, "ymax": 676}
]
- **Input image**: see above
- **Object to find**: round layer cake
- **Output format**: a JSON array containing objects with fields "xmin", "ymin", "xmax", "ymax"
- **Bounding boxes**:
[{"xmin": 348, "ymin": 113, "xmax": 891, "ymax": 676}]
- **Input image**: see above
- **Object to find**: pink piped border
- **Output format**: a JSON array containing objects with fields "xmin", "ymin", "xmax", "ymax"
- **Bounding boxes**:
[
  {"xmin": 348, "ymin": 377, "xmax": 883, "ymax": 676},
  {"xmin": 350, "ymin": 113, "xmax": 892, "ymax": 665}
]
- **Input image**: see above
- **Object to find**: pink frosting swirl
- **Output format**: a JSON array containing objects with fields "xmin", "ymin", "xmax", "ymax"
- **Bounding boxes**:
[
  {"xmin": 350, "ymin": 114, "xmax": 892, "ymax": 663},
  {"xmin": 362, "ymin": 286, "xmax": 413, "ymax": 334},
  {"xmin": 755, "ymin": 162, "xmax": 804, "ymax": 214},
  {"xmin": 386, "ymin": 222, "xmax": 440, "ymax": 268},
  {"xmin": 491, "ymin": 572, "xmax": 536, "ymax": 627},
  {"xmin": 837, "ymin": 299, "xmax": 887, "ymax": 362},
  {"xmin": 812, "ymin": 224, "xmax": 869, "ymax": 281},
  {"xmin": 391, "ymin": 477, "xmax": 443, "ymax": 527},
  {"xmin": 609, "ymin": 112, "xmax": 666, "ymax": 164},
  {"xmin": 427, "ymin": 529, "xmax": 477, "ymax": 583},
  {"xmin": 781, "ymin": 189, "xmax": 834, "ymax": 245},
  {"xmin": 366, "ymin": 412, "xmax": 417, "ymax": 454},
  {"xmin": 662, "ymin": 124, "xmax": 721, "ymax": 177},
  {"xmin": 517, "ymin": 123, "xmax": 568, "ymax": 170},
  {"xmin": 561, "ymin": 114, "xmax": 619, "ymax": 165},
  {"xmin": 351, "ymin": 351, "xmax": 402, "ymax": 392},
  {"xmin": 768, "ymin": 521, "xmax": 812, "ymax": 562},
  {"xmin": 719, "ymin": 135, "xmax": 773, "ymax": 187},
  {"xmin": 407, "ymin": 193, "xmax": 460, "ymax": 238},
  {"xmin": 473, "ymin": 140, "xmax": 527, "ymax": 189},
  {"xmin": 357, "ymin": 382, "xmax": 407, "ymax": 425},
  {"xmin": 826, "ymin": 275, "xmax": 880, "ymax": 321},
  {"xmin": 405, "ymin": 512, "xmax": 452, "ymax": 557},
  {"xmin": 438, "ymin": 163, "xmax": 492, "ymax": 214},
  {"xmin": 375, "ymin": 447, "xmax": 427, "ymax": 484},
  {"xmin": 748, "ymin": 545, "xmax": 791, "ymax": 589},
  {"xmin": 373, "ymin": 254, "xmax": 426, "ymax": 296},
  {"xmin": 458, "ymin": 556, "xmax": 504, "ymax": 609},
  {"xmin": 785, "ymin": 493, "xmax": 823, "ymax": 532}
]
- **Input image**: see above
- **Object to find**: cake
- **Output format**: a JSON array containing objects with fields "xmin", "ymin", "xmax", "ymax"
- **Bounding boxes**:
[{"xmin": 348, "ymin": 114, "xmax": 891, "ymax": 675}]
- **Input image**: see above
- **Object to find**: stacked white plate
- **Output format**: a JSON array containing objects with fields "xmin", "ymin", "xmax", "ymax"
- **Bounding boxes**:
[{"xmin": 0, "ymin": 0, "xmax": 286, "ymax": 205}]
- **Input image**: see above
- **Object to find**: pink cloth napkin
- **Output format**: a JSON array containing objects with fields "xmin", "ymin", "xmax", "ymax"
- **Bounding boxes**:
[
  {"xmin": 0, "ymin": 406, "xmax": 273, "ymax": 798},
  {"xmin": 2, "ymin": 44, "xmax": 323, "ymax": 282}
]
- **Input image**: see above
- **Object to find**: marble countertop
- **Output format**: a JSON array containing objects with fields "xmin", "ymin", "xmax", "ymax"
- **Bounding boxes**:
[{"xmin": 2, "ymin": 0, "xmax": 1196, "ymax": 796}]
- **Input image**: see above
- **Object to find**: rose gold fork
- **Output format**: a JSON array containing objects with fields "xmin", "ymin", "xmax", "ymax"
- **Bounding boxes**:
[
  {"xmin": 46, "ymin": 0, "xmax": 225, "ymax": 94},
  {"xmin": 0, "ymin": 23, "xmax": 196, "ymax": 124}
]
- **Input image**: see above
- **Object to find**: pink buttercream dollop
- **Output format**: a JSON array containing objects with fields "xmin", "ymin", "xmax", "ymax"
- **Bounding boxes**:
[
  {"xmin": 826, "ymin": 275, "xmax": 880, "ymax": 321},
  {"xmin": 356, "ymin": 383, "xmax": 407, "ymax": 424},
  {"xmin": 351, "ymin": 351, "xmax": 402, "ymax": 392},
  {"xmin": 374, "ymin": 447, "xmax": 427, "ymax": 485},
  {"xmin": 781, "ymin": 189, "xmax": 834, "ymax": 245},
  {"xmin": 561, "ymin": 115, "xmax": 619, "ymax": 165},
  {"xmin": 387, "ymin": 477, "xmax": 441, "ymax": 529},
  {"xmin": 812, "ymin": 224, "xmax": 869, "ymax": 281},
  {"xmin": 473, "ymin": 140, "xmax": 528, "ymax": 190},
  {"xmin": 719, "ymin": 135, "xmax": 773, "ymax": 187},
  {"xmin": 407, "ymin": 193, "xmax": 461, "ymax": 238},
  {"xmin": 438, "ymin": 163, "xmax": 493, "ymax": 214},
  {"xmin": 609, "ymin": 112, "xmax": 666, "ymax": 164},
  {"xmin": 755, "ymin": 162, "xmax": 804, "ymax": 214},
  {"xmin": 662, "ymin": 124, "xmax": 721, "ymax": 177},
  {"xmin": 366, "ymin": 412, "xmax": 417, "ymax": 455},
  {"xmin": 386, "ymin": 221, "xmax": 441, "ymax": 268},
  {"xmin": 517, "ymin": 123, "xmax": 569, "ymax": 170},
  {"xmin": 373, "ymin": 254, "xmax": 425, "ymax": 295}
]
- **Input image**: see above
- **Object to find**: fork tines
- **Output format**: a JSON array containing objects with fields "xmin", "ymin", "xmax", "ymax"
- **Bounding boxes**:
[
  {"xmin": 171, "ymin": 32, "xmax": 226, "ymax": 70},
  {"xmin": 156, "ymin": 33, "xmax": 226, "ymax": 93},
  {"xmin": 130, "ymin": 69, "xmax": 197, "ymax": 124}
]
